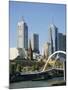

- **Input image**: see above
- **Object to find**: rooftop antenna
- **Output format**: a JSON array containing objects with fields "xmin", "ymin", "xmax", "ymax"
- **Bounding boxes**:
[
  {"xmin": 49, "ymin": 15, "xmax": 54, "ymax": 27},
  {"xmin": 19, "ymin": 16, "xmax": 24, "ymax": 22},
  {"xmin": 22, "ymin": 16, "xmax": 25, "ymax": 21},
  {"xmin": 51, "ymin": 15, "xmax": 54, "ymax": 25}
]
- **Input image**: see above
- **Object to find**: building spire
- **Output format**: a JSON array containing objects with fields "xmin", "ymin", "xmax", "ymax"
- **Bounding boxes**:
[
  {"xmin": 22, "ymin": 16, "xmax": 24, "ymax": 20},
  {"xmin": 19, "ymin": 16, "xmax": 24, "ymax": 22},
  {"xmin": 52, "ymin": 16, "xmax": 54, "ymax": 25}
]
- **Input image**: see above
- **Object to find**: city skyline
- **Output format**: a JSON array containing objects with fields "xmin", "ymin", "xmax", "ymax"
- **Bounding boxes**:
[{"xmin": 9, "ymin": 1, "xmax": 66, "ymax": 53}]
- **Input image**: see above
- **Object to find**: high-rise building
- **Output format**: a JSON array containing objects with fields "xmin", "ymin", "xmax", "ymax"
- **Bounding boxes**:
[
  {"xmin": 58, "ymin": 33, "xmax": 66, "ymax": 51},
  {"xmin": 31, "ymin": 33, "xmax": 39, "ymax": 53},
  {"xmin": 49, "ymin": 24, "xmax": 58, "ymax": 54},
  {"xmin": 63, "ymin": 34, "xmax": 66, "ymax": 51},
  {"xmin": 43, "ymin": 42, "xmax": 50, "ymax": 59},
  {"xmin": 57, "ymin": 33, "xmax": 66, "ymax": 59},
  {"xmin": 17, "ymin": 17, "xmax": 28, "ymax": 57}
]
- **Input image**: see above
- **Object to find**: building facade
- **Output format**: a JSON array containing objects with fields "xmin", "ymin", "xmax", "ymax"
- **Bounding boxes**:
[
  {"xmin": 49, "ymin": 24, "xmax": 58, "ymax": 55},
  {"xmin": 58, "ymin": 33, "xmax": 66, "ymax": 51},
  {"xmin": 57, "ymin": 33, "xmax": 66, "ymax": 59},
  {"xmin": 43, "ymin": 42, "xmax": 50, "ymax": 59},
  {"xmin": 31, "ymin": 33, "xmax": 39, "ymax": 53},
  {"xmin": 17, "ymin": 18, "xmax": 28, "ymax": 57}
]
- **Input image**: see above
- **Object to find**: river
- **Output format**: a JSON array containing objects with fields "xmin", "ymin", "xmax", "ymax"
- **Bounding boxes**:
[{"xmin": 10, "ymin": 77, "xmax": 65, "ymax": 89}]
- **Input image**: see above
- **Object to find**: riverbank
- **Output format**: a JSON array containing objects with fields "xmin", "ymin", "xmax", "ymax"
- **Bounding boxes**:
[
  {"xmin": 10, "ymin": 69, "xmax": 64, "ymax": 83},
  {"xmin": 9, "ymin": 77, "xmax": 65, "ymax": 89}
]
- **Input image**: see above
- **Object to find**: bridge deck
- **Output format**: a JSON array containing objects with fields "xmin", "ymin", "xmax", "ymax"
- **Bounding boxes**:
[
  {"xmin": 10, "ymin": 68, "xmax": 64, "ymax": 83},
  {"xmin": 20, "ymin": 68, "xmax": 64, "ymax": 75}
]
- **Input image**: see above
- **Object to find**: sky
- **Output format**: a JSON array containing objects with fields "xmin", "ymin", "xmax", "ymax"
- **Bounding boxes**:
[{"xmin": 9, "ymin": 1, "xmax": 66, "ymax": 53}]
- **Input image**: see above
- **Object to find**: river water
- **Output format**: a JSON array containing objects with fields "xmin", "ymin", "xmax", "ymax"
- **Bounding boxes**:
[{"xmin": 10, "ymin": 77, "xmax": 64, "ymax": 89}]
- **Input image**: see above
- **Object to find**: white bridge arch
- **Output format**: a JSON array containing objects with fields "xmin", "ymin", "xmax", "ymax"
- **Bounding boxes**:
[{"xmin": 42, "ymin": 51, "xmax": 66, "ymax": 72}]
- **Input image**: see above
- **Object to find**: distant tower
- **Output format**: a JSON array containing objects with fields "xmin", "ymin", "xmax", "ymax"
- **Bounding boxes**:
[
  {"xmin": 49, "ymin": 24, "xmax": 58, "ymax": 55},
  {"xmin": 31, "ymin": 33, "xmax": 39, "ymax": 53},
  {"xmin": 49, "ymin": 27, "xmax": 54, "ymax": 54},
  {"xmin": 17, "ymin": 17, "xmax": 28, "ymax": 57},
  {"xmin": 28, "ymin": 39, "xmax": 33, "ymax": 60},
  {"xmin": 43, "ymin": 42, "xmax": 50, "ymax": 59}
]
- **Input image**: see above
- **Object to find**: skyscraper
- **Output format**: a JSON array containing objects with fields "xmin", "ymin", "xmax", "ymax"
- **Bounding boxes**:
[
  {"xmin": 58, "ymin": 33, "xmax": 66, "ymax": 51},
  {"xmin": 57, "ymin": 33, "xmax": 66, "ymax": 59},
  {"xmin": 17, "ymin": 17, "xmax": 28, "ymax": 57},
  {"xmin": 49, "ymin": 24, "xmax": 58, "ymax": 55},
  {"xmin": 31, "ymin": 33, "xmax": 39, "ymax": 53}
]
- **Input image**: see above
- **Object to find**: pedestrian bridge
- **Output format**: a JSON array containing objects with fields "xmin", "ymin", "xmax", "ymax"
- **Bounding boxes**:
[
  {"xmin": 10, "ymin": 68, "xmax": 64, "ymax": 83},
  {"xmin": 20, "ymin": 68, "xmax": 64, "ymax": 75},
  {"xmin": 21, "ymin": 50, "xmax": 66, "ymax": 76},
  {"xmin": 21, "ymin": 51, "xmax": 66, "ymax": 79},
  {"xmin": 10, "ymin": 51, "xmax": 66, "ymax": 83}
]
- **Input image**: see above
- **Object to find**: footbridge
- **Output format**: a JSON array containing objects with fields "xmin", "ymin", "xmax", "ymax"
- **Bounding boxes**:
[{"xmin": 10, "ymin": 51, "xmax": 66, "ymax": 82}]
